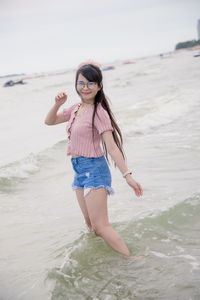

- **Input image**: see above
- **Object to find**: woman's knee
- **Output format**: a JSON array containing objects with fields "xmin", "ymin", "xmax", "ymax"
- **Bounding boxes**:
[{"xmin": 91, "ymin": 223, "xmax": 109, "ymax": 236}]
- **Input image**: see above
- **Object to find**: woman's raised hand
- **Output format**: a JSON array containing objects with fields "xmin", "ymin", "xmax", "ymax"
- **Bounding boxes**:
[
  {"xmin": 125, "ymin": 175, "xmax": 143, "ymax": 197},
  {"xmin": 55, "ymin": 92, "xmax": 67, "ymax": 106}
]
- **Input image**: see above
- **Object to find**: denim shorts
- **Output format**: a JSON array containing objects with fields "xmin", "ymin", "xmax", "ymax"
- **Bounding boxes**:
[{"xmin": 71, "ymin": 155, "xmax": 114, "ymax": 197}]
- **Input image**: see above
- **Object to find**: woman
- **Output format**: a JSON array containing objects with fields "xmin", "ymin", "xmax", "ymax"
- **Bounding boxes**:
[{"xmin": 45, "ymin": 62, "xmax": 143, "ymax": 257}]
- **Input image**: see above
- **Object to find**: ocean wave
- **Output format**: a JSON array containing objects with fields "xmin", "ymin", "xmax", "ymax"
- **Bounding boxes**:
[
  {"xmin": 0, "ymin": 153, "xmax": 40, "ymax": 192},
  {"xmin": 0, "ymin": 140, "xmax": 66, "ymax": 192},
  {"xmin": 117, "ymin": 90, "xmax": 194, "ymax": 136},
  {"xmin": 46, "ymin": 193, "xmax": 200, "ymax": 300}
]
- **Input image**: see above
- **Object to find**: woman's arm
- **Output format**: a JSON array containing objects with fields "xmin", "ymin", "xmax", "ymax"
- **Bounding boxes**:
[
  {"xmin": 45, "ymin": 92, "xmax": 67, "ymax": 125},
  {"xmin": 102, "ymin": 131, "xmax": 143, "ymax": 197}
]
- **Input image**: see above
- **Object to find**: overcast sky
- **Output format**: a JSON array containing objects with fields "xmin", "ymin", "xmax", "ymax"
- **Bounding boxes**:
[{"xmin": 0, "ymin": 0, "xmax": 200, "ymax": 75}]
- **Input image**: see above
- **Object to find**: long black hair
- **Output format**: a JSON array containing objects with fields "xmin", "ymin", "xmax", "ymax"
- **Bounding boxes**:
[{"xmin": 75, "ymin": 64, "xmax": 125, "ymax": 165}]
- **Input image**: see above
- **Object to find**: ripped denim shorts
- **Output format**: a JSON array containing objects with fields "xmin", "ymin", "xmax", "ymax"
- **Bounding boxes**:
[{"xmin": 71, "ymin": 155, "xmax": 114, "ymax": 198}]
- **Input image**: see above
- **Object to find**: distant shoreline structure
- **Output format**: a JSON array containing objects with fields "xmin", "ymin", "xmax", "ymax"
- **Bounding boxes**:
[{"xmin": 175, "ymin": 39, "xmax": 200, "ymax": 50}]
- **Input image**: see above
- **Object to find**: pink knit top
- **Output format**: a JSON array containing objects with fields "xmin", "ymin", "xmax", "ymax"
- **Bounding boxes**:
[{"xmin": 63, "ymin": 102, "xmax": 114, "ymax": 157}]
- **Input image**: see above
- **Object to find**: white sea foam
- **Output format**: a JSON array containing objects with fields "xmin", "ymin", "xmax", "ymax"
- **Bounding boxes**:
[{"xmin": 150, "ymin": 250, "xmax": 169, "ymax": 258}]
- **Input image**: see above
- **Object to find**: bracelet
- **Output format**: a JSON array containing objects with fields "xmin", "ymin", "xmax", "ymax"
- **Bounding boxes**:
[{"xmin": 123, "ymin": 170, "xmax": 132, "ymax": 178}]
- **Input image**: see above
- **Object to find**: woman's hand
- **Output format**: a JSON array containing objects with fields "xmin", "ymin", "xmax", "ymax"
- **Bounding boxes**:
[
  {"xmin": 55, "ymin": 92, "xmax": 67, "ymax": 107},
  {"xmin": 125, "ymin": 174, "xmax": 143, "ymax": 197}
]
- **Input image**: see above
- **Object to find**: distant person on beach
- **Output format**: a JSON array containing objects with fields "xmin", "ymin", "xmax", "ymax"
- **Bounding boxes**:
[{"xmin": 44, "ymin": 61, "xmax": 143, "ymax": 256}]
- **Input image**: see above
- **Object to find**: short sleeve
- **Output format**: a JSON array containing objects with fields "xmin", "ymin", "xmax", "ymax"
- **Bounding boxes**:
[
  {"xmin": 62, "ymin": 103, "xmax": 79, "ymax": 121},
  {"xmin": 94, "ymin": 104, "xmax": 114, "ymax": 134}
]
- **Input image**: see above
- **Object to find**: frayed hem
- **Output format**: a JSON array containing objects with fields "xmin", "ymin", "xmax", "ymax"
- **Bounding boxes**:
[
  {"xmin": 72, "ymin": 185, "xmax": 115, "ymax": 197},
  {"xmin": 72, "ymin": 185, "xmax": 83, "ymax": 191},
  {"xmin": 84, "ymin": 186, "xmax": 115, "ymax": 197}
]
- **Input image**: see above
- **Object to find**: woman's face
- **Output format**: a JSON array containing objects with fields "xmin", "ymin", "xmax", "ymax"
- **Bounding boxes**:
[{"xmin": 76, "ymin": 73, "xmax": 101, "ymax": 103}]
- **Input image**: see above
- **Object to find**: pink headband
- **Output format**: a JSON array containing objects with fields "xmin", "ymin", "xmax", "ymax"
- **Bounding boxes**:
[{"xmin": 78, "ymin": 60, "xmax": 101, "ymax": 69}]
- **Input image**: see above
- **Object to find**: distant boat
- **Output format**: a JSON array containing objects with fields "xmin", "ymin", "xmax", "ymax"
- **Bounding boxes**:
[
  {"xmin": 159, "ymin": 52, "xmax": 172, "ymax": 59},
  {"xmin": 102, "ymin": 66, "xmax": 115, "ymax": 71},
  {"xmin": 3, "ymin": 80, "xmax": 26, "ymax": 87}
]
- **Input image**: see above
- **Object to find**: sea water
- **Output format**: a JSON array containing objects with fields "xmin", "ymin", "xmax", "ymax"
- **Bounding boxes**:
[{"xmin": 0, "ymin": 50, "xmax": 200, "ymax": 300}]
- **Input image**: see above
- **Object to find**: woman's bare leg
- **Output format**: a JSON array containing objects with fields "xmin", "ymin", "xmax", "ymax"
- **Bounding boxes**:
[
  {"xmin": 75, "ymin": 189, "xmax": 92, "ymax": 230},
  {"xmin": 85, "ymin": 188, "xmax": 130, "ymax": 256}
]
